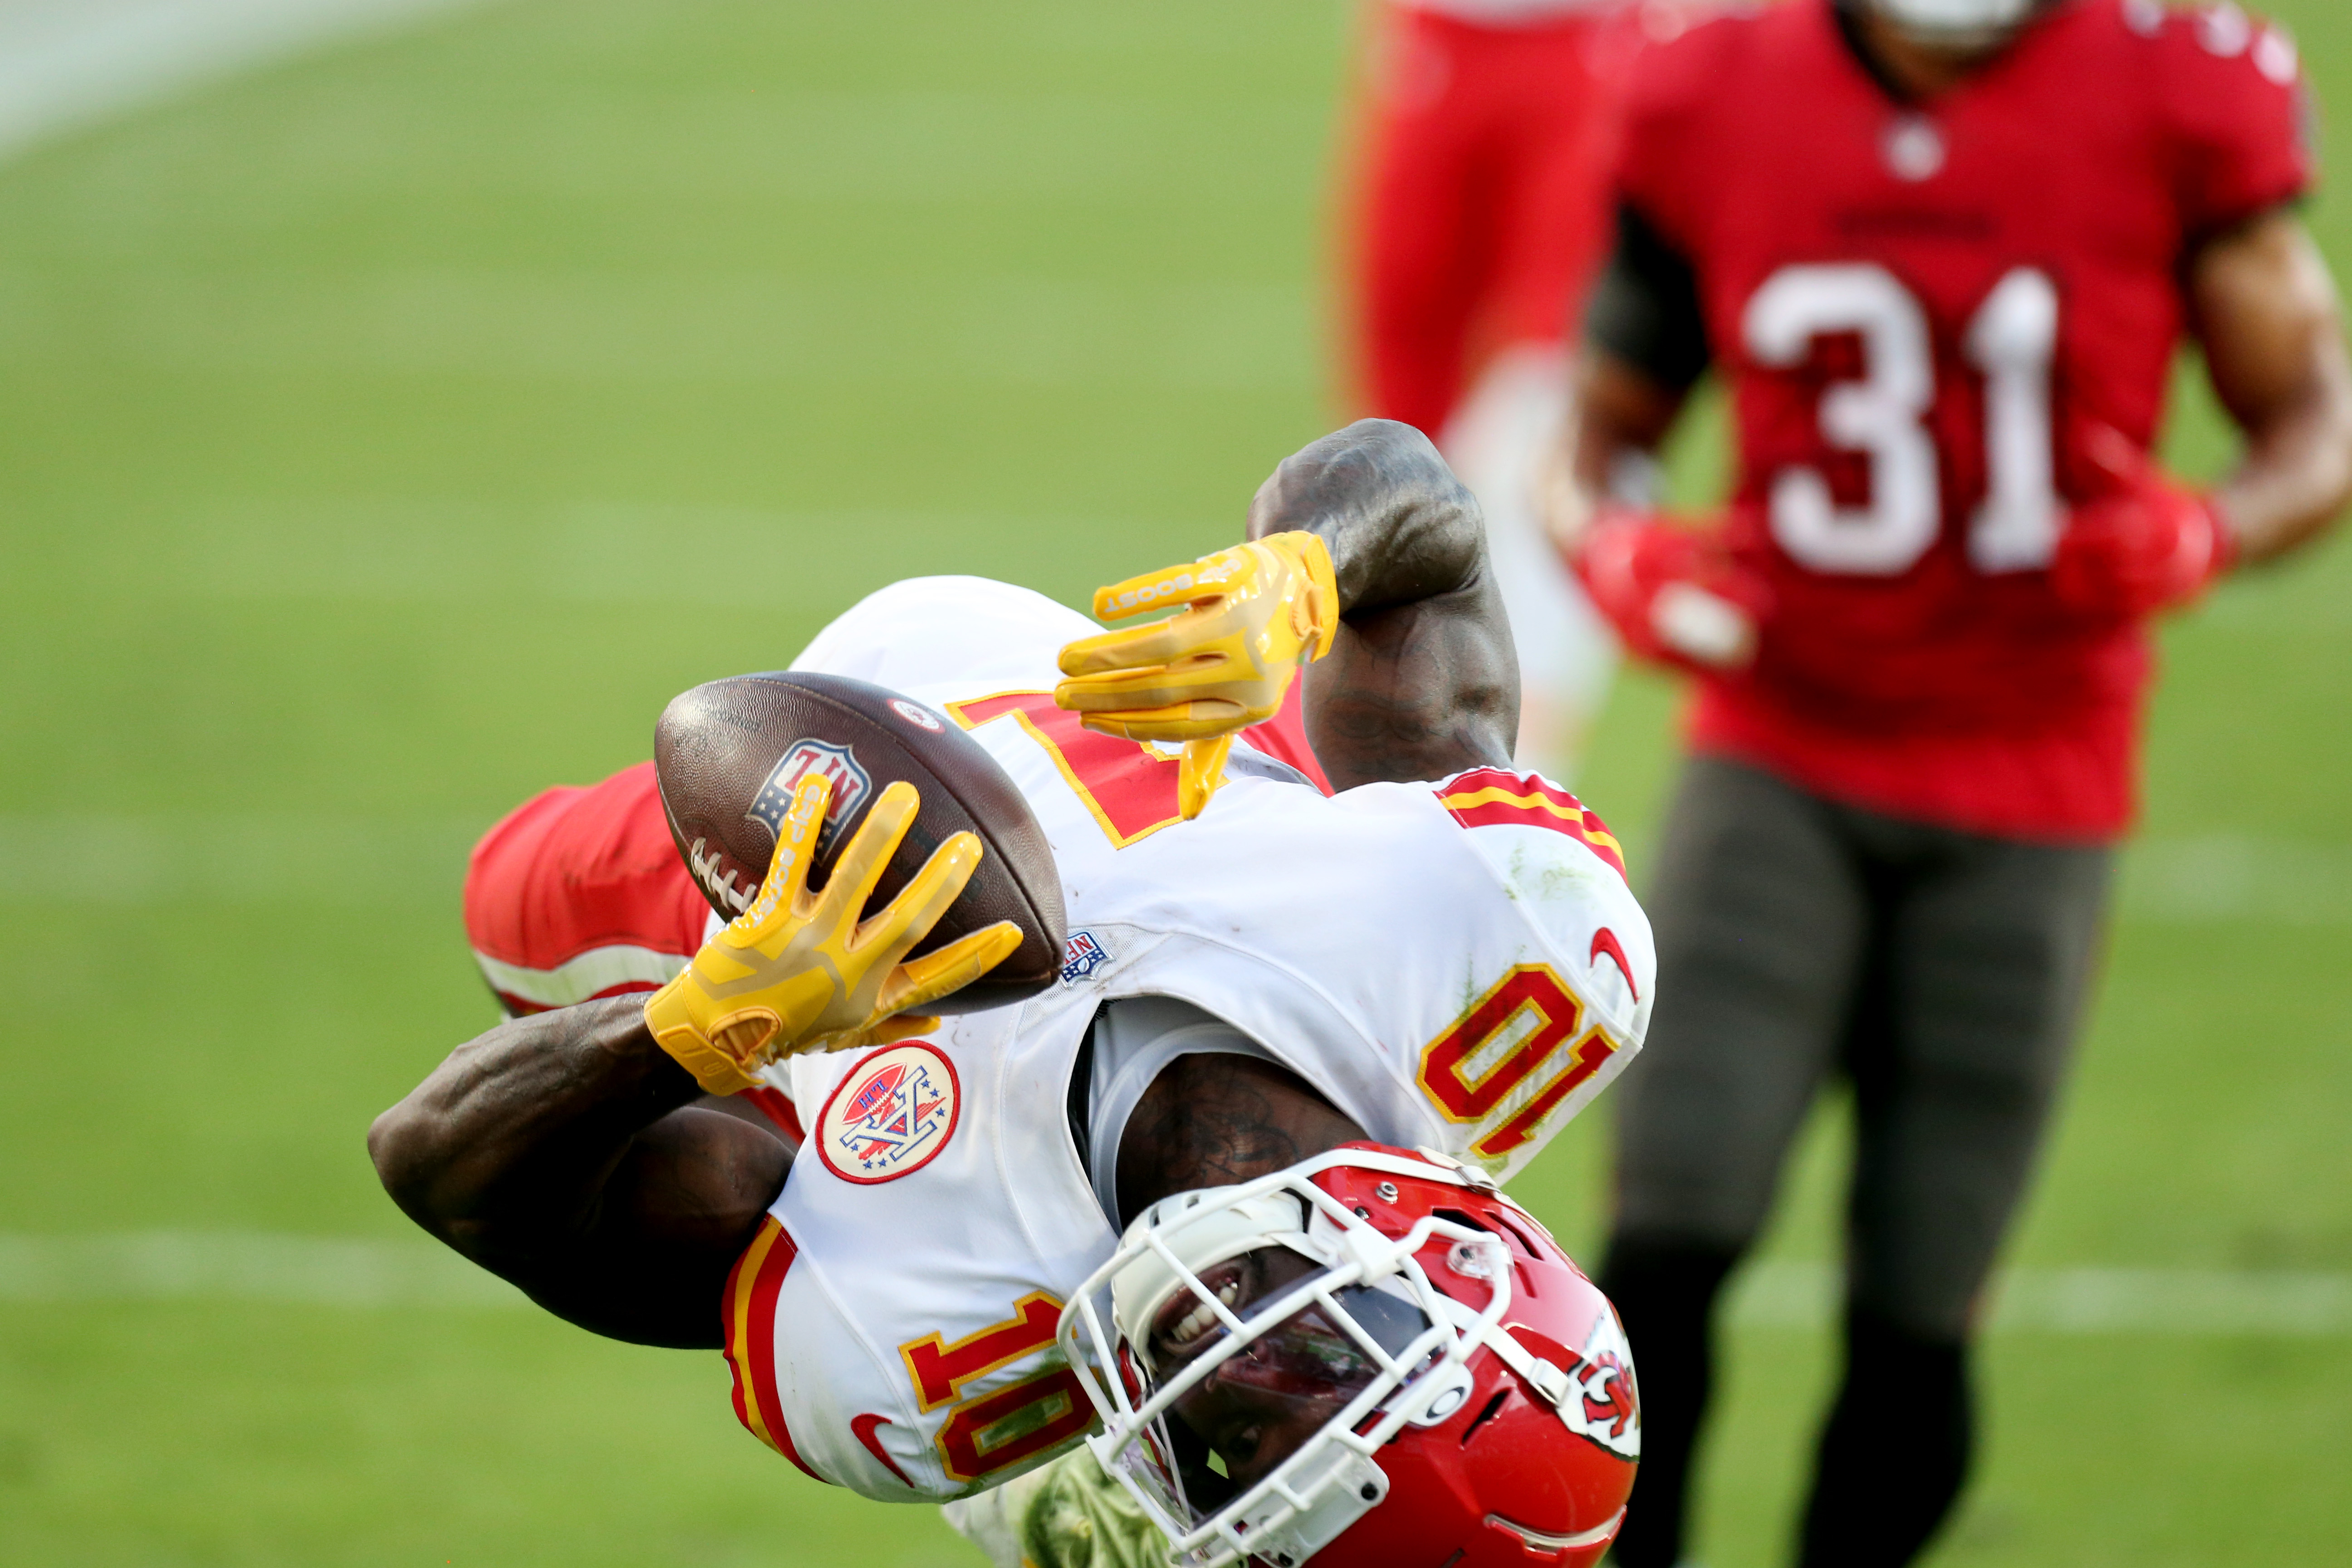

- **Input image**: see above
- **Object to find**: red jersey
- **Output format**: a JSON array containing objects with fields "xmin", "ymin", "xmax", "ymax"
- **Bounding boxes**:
[{"xmin": 1615, "ymin": 0, "xmax": 2311, "ymax": 839}]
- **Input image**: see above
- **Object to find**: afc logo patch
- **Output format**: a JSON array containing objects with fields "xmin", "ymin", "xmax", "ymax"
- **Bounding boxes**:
[
  {"xmin": 816, "ymin": 1042, "xmax": 961, "ymax": 1185},
  {"xmin": 751, "ymin": 740, "xmax": 871, "ymax": 856},
  {"xmin": 1059, "ymin": 929, "xmax": 1112, "ymax": 986}
]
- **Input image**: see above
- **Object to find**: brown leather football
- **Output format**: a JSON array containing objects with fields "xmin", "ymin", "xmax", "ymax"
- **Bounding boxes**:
[{"xmin": 653, "ymin": 672, "xmax": 1067, "ymax": 1014}]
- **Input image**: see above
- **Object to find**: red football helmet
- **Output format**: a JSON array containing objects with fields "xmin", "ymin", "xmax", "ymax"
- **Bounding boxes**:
[{"xmin": 1058, "ymin": 1144, "xmax": 1638, "ymax": 1568}]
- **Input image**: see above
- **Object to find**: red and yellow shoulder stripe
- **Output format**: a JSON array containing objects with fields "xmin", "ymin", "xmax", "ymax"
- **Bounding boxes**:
[
  {"xmin": 1436, "ymin": 769, "xmax": 1627, "ymax": 882},
  {"xmin": 723, "ymin": 1216, "xmax": 823, "ymax": 1482}
]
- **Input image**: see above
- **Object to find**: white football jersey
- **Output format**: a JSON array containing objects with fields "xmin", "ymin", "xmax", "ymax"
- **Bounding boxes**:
[{"xmin": 718, "ymin": 576, "xmax": 1653, "ymax": 1502}]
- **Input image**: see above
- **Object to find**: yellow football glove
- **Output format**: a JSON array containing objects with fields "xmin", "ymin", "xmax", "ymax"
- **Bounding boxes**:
[
  {"xmin": 1054, "ymin": 531, "xmax": 1339, "ymax": 818},
  {"xmin": 643, "ymin": 772, "xmax": 1022, "ymax": 1095}
]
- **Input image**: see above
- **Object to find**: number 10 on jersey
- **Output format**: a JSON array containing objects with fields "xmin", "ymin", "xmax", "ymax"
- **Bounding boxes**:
[
  {"xmin": 1745, "ymin": 263, "xmax": 2062, "ymax": 576},
  {"xmin": 1419, "ymin": 964, "xmax": 1620, "ymax": 1163}
]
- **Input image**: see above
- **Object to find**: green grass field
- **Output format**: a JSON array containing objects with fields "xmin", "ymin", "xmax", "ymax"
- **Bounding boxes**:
[{"xmin": 1, "ymin": 1, "xmax": 2347, "ymax": 1563}]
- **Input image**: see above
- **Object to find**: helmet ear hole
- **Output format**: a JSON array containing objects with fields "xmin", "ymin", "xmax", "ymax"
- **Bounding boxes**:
[
  {"xmin": 1458, "ymin": 1387, "xmax": 1513, "ymax": 1449},
  {"xmin": 1408, "ymin": 1362, "xmax": 1476, "ymax": 1426},
  {"xmin": 1490, "ymin": 1214, "xmax": 1548, "ymax": 1260}
]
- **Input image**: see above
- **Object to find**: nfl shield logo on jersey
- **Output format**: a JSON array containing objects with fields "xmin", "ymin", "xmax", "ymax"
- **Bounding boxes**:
[
  {"xmin": 1059, "ymin": 929, "xmax": 1112, "ymax": 986},
  {"xmin": 816, "ymin": 1043, "xmax": 961, "ymax": 1185},
  {"xmin": 750, "ymin": 739, "xmax": 872, "ymax": 854}
]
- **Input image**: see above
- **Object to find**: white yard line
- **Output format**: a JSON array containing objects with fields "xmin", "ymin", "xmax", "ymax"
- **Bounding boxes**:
[
  {"xmin": 0, "ymin": 1235, "xmax": 2345, "ymax": 1333},
  {"xmin": 0, "ymin": 0, "xmax": 496, "ymax": 164},
  {"xmin": 0, "ymin": 814, "xmax": 487, "ymax": 904},
  {"xmin": 2117, "ymin": 836, "xmax": 2352, "ymax": 926},
  {"xmin": 0, "ymin": 1232, "xmax": 523, "ymax": 1307}
]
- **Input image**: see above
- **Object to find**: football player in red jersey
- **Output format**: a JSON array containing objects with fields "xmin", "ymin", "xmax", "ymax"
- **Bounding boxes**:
[
  {"xmin": 1349, "ymin": 0, "xmax": 1648, "ymax": 776},
  {"xmin": 1353, "ymin": 0, "xmax": 1631, "ymax": 445},
  {"xmin": 1544, "ymin": 0, "xmax": 2352, "ymax": 1564}
]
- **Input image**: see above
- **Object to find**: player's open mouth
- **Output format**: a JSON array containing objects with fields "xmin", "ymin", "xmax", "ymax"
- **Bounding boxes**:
[
  {"xmin": 1161, "ymin": 1279, "xmax": 1251, "ymax": 1363},
  {"xmin": 1154, "ymin": 1263, "xmax": 1250, "ymax": 1361},
  {"xmin": 1149, "ymin": 1245, "xmax": 1343, "ymax": 1370}
]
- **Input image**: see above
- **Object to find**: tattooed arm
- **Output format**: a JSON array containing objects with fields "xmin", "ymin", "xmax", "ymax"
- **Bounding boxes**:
[
  {"xmin": 368, "ymin": 995, "xmax": 789, "ymax": 1349},
  {"xmin": 1246, "ymin": 419, "xmax": 1519, "ymax": 790},
  {"xmin": 1116, "ymin": 1054, "xmax": 1367, "ymax": 1223}
]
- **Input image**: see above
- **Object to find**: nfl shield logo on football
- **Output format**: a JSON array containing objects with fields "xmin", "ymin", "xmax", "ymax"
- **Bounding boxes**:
[
  {"xmin": 1059, "ymin": 929, "xmax": 1113, "ymax": 986},
  {"xmin": 750, "ymin": 739, "xmax": 872, "ymax": 854},
  {"xmin": 816, "ymin": 1042, "xmax": 961, "ymax": 1185}
]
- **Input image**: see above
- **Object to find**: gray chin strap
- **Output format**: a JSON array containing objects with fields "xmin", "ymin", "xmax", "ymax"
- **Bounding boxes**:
[{"xmin": 1865, "ymin": 0, "xmax": 2038, "ymax": 46}]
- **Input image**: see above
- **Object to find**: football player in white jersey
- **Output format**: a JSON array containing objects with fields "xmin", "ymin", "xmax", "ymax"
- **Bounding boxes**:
[{"xmin": 372, "ymin": 421, "xmax": 1653, "ymax": 1568}]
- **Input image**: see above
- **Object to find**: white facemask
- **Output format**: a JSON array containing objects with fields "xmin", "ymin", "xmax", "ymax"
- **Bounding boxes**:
[{"xmin": 1866, "ymin": 0, "xmax": 2038, "ymax": 46}]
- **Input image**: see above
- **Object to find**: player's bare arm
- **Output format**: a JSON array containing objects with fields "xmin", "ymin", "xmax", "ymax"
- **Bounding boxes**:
[
  {"xmin": 370, "ymin": 995, "xmax": 785, "ymax": 1348},
  {"xmin": 1562, "ymin": 350, "xmax": 1685, "ymax": 525},
  {"xmin": 1541, "ymin": 194, "xmax": 1704, "ymax": 558},
  {"xmin": 374, "ymin": 996, "xmax": 1370, "ymax": 1351},
  {"xmin": 2191, "ymin": 209, "xmax": 2352, "ymax": 562},
  {"xmin": 1243, "ymin": 418, "xmax": 1519, "ymax": 789}
]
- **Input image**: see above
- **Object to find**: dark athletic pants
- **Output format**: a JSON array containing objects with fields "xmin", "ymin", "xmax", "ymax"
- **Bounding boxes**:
[{"xmin": 1600, "ymin": 758, "xmax": 2112, "ymax": 1568}]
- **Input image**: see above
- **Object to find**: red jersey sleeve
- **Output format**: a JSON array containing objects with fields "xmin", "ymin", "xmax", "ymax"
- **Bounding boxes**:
[
  {"xmin": 462, "ymin": 760, "xmax": 713, "ymax": 1017},
  {"xmin": 2151, "ymin": 2, "xmax": 2314, "ymax": 236}
]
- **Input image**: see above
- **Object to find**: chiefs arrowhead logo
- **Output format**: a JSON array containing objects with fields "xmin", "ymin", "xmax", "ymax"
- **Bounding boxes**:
[{"xmin": 1558, "ymin": 1302, "xmax": 1641, "ymax": 1460}]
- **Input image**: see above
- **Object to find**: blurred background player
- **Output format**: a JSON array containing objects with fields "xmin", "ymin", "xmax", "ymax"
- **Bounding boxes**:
[
  {"xmin": 1348, "ymin": 0, "xmax": 1645, "ymax": 774},
  {"xmin": 1545, "ymin": 0, "xmax": 2352, "ymax": 1564}
]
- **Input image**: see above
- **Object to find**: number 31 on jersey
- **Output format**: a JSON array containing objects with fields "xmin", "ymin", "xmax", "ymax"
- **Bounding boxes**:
[{"xmin": 1746, "ymin": 263, "xmax": 2060, "ymax": 576}]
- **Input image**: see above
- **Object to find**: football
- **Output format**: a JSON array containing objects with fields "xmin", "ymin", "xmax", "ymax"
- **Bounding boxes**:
[{"xmin": 653, "ymin": 671, "xmax": 1068, "ymax": 1013}]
